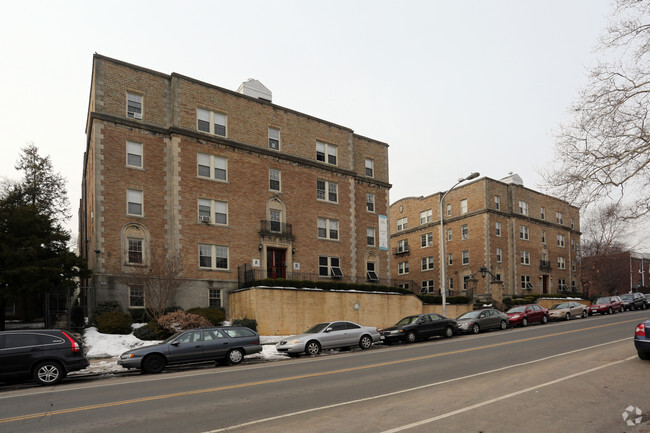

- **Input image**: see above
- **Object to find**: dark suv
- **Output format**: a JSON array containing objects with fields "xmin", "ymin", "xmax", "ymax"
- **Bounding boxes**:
[
  {"xmin": 0, "ymin": 329, "xmax": 89, "ymax": 386},
  {"xmin": 620, "ymin": 293, "xmax": 647, "ymax": 311}
]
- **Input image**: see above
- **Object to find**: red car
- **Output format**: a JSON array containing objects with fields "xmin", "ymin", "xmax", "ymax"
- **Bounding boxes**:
[
  {"xmin": 587, "ymin": 296, "xmax": 624, "ymax": 315},
  {"xmin": 506, "ymin": 304, "xmax": 549, "ymax": 327}
]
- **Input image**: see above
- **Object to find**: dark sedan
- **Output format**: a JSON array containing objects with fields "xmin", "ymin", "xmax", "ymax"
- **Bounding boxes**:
[
  {"xmin": 380, "ymin": 313, "xmax": 457, "ymax": 344},
  {"xmin": 634, "ymin": 318, "xmax": 650, "ymax": 360},
  {"xmin": 118, "ymin": 327, "xmax": 262, "ymax": 374},
  {"xmin": 456, "ymin": 309, "xmax": 509, "ymax": 334}
]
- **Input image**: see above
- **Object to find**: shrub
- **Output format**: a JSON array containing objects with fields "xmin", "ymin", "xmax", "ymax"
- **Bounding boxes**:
[
  {"xmin": 96, "ymin": 311, "xmax": 133, "ymax": 335},
  {"xmin": 129, "ymin": 308, "xmax": 150, "ymax": 323},
  {"xmin": 231, "ymin": 317, "xmax": 257, "ymax": 331},
  {"xmin": 70, "ymin": 306, "xmax": 86, "ymax": 329},
  {"xmin": 95, "ymin": 301, "xmax": 123, "ymax": 315},
  {"xmin": 133, "ymin": 321, "xmax": 171, "ymax": 340},
  {"xmin": 157, "ymin": 310, "xmax": 212, "ymax": 333},
  {"xmin": 186, "ymin": 307, "xmax": 225, "ymax": 326}
]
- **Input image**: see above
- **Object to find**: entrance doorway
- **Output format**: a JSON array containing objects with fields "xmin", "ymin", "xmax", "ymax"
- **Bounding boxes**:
[
  {"xmin": 267, "ymin": 248, "xmax": 286, "ymax": 279},
  {"xmin": 542, "ymin": 275, "xmax": 549, "ymax": 294}
]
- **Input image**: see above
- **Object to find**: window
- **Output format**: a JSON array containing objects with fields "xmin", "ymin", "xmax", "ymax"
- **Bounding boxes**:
[
  {"xmin": 197, "ymin": 108, "xmax": 226, "ymax": 136},
  {"xmin": 397, "ymin": 217, "xmax": 408, "ymax": 231},
  {"xmin": 521, "ymin": 275, "xmax": 532, "ymax": 289},
  {"xmin": 521, "ymin": 250, "xmax": 530, "ymax": 265},
  {"xmin": 268, "ymin": 127, "xmax": 280, "ymax": 150},
  {"xmin": 209, "ymin": 289, "xmax": 222, "ymax": 308},
  {"xmin": 397, "ymin": 239, "xmax": 409, "ymax": 253},
  {"xmin": 126, "ymin": 141, "xmax": 143, "ymax": 168},
  {"xmin": 421, "ymin": 256, "xmax": 434, "ymax": 271},
  {"xmin": 556, "ymin": 212, "xmax": 564, "ymax": 225},
  {"xmin": 129, "ymin": 286, "xmax": 144, "ymax": 308},
  {"xmin": 571, "ymin": 218, "xmax": 575, "ymax": 229},
  {"xmin": 127, "ymin": 93, "xmax": 142, "ymax": 119},
  {"xmin": 446, "ymin": 204, "xmax": 452, "ymax": 216},
  {"xmin": 463, "ymin": 276, "xmax": 470, "ymax": 290},
  {"xmin": 558, "ymin": 278, "xmax": 568, "ymax": 291},
  {"xmin": 197, "ymin": 153, "xmax": 227, "ymax": 181},
  {"xmin": 421, "ymin": 280, "xmax": 435, "ymax": 294},
  {"xmin": 365, "ymin": 159, "xmax": 374, "ymax": 177},
  {"xmin": 495, "ymin": 221, "xmax": 501, "ymax": 237},
  {"xmin": 542, "ymin": 230, "xmax": 546, "ymax": 244},
  {"xmin": 366, "ymin": 261, "xmax": 378, "ymax": 281},
  {"xmin": 519, "ymin": 225, "xmax": 529, "ymax": 240},
  {"xmin": 128, "ymin": 239, "xmax": 143, "ymax": 264},
  {"xmin": 367, "ymin": 227, "xmax": 376, "ymax": 246},
  {"xmin": 269, "ymin": 169, "xmax": 281, "ymax": 191},
  {"xmin": 316, "ymin": 180, "xmax": 338, "ymax": 203},
  {"xmin": 460, "ymin": 199, "xmax": 468, "ymax": 214},
  {"xmin": 518, "ymin": 200, "xmax": 528, "ymax": 215},
  {"xmin": 448, "ymin": 253, "xmax": 453, "ymax": 265},
  {"xmin": 462, "ymin": 250, "xmax": 469, "ymax": 265},
  {"xmin": 494, "ymin": 196, "xmax": 500, "ymax": 210},
  {"xmin": 398, "ymin": 261, "xmax": 409, "ymax": 275},
  {"xmin": 496, "ymin": 247, "xmax": 502, "ymax": 263},
  {"xmin": 557, "ymin": 234, "xmax": 565, "ymax": 247},
  {"xmin": 198, "ymin": 199, "xmax": 227, "ymax": 225},
  {"xmin": 572, "ymin": 262, "xmax": 576, "ymax": 272},
  {"xmin": 421, "ymin": 232, "xmax": 433, "ymax": 247},
  {"xmin": 495, "ymin": 274, "xmax": 501, "ymax": 282},
  {"xmin": 420, "ymin": 209, "xmax": 432, "ymax": 224},
  {"xmin": 448, "ymin": 277, "xmax": 454, "ymax": 290},
  {"xmin": 319, "ymin": 256, "xmax": 342, "ymax": 277},
  {"xmin": 558, "ymin": 256, "xmax": 566, "ymax": 269},
  {"xmin": 199, "ymin": 244, "xmax": 229, "ymax": 270},
  {"xmin": 445, "ymin": 228, "xmax": 451, "ymax": 241},
  {"xmin": 461, "ymin": 224, "xmax": 469, "ymax": 240},
  {"xmin": 269, "ymin": 209, "xmax": 282, "ymax": 232},
  {"xmin": 316, "ymin": 141, "xmax": 337, "ymax": 165},
  {"xmin": 127, "ymin": 189, "xmax": 143, "ymax": 216},
  {"xmin": 317, "ymin": 218, "xmax": 339, "ymax": 240},
  {"xmin": 571, "ymin": 239, "xmax": 575, "ymax": 250},
  {"xmin": 540, "ymin": 207, "xmax": 545, "ymax": 220},
  {"xmin": 366, "ymin": 193, "xmax": 375, "ymax": 212}
]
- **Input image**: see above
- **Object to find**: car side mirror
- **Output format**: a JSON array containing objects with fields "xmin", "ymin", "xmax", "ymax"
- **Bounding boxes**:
[
  {"xmin": 325, "ymin": 327, "xmax": 332, "ymax": 333},
  {"xmin": 171, "ymin": 341, "xmax": 180, "ymax": 346}
]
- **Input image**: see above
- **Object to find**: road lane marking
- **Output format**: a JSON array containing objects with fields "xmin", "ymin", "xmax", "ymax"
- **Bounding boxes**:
[
  {"xmin": 0, "ymin": 319, "xmax": 638, "ymax": 425},
  {"xmin": 201, "ymin": 338, "xmax": 631, "ymax": 432}
]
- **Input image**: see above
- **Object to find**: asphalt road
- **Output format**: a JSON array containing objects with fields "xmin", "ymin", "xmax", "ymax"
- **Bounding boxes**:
[{"xmin": 1, "ymin": 310, "xmax": 649, "ymax": 433}]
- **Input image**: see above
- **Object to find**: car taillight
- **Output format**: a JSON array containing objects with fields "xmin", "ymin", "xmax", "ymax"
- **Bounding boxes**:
[
  {"xmin": 635, "ymin": 323, "xmax": 646, "ymax": 337},
  {"xmin": 61, "ymin": 330, "xmax": 81, "ymax": 353}
]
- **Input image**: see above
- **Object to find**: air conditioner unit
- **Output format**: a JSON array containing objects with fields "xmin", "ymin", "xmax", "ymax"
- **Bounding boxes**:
[
  {"xmin": 200, "ymin": 216, "xmax": 211, "ymax": 223},
  {"xmin": 131, "ymin": 112, "xmax": 142, "ymax": 119}
]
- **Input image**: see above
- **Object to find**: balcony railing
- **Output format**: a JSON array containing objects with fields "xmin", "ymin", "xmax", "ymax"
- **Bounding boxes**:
[
  {"xmin": 259, "ymin": 220, "xmax": 294, "ymax": 239},
  {"xmin": 539, "ymin": 260, "xmax": 552, "ymax": 271},
  {"xmin": 392, "ymin": 245, "xmax": 410, "ymax": 255}
]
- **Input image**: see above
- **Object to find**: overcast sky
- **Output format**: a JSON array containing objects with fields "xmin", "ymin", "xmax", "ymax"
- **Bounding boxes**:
[{"xmin": 0, "ymin": 0, "xmax": 615, "ymax": 242}]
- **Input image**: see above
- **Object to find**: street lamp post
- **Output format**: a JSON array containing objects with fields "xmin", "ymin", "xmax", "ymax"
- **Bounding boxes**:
[{"xmin": 440, "ymin": 172, "xmax": 480, "ymax": 317}]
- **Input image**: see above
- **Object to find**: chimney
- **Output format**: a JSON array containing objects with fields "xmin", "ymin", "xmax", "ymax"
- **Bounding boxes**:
[{"xmin": 237, "ymin": 79, "xmax": 272, "ymax": 102}]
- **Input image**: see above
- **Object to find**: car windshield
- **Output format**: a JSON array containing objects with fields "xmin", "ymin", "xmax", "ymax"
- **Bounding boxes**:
[
  {"xmin": 596, "ymin": 298, "xmax": 610, "ymax": 304},
  {"xmin": 620, "ymin": 294, "xmax": 633, "ymax": 300},
  {"xmin": 550, "ymin": 303, "xmax": 569, "ymax": 310},
  {"xmin": 396, "ymin": 316, "xmax": 420, "ymax": 326},
  {"xmin": 507, "ymin": 306, "xmax": 526, "ymax": 313},
  {"xmin": 457, "ymin": 311, "xmax": 481, "ymax": 320},
  {"xmin": 304, "ymin": 323, "xmax": 330, "ymax": 333},
  {"xmin": 162, "ymin": 331, "xmax": 184, "ymax": 344}
]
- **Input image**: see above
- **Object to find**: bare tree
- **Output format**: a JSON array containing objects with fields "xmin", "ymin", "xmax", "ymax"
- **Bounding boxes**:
[
  {"xmin": 544, "ymin": 0, "xmax": 650, "ymax": 220},
  {"xmin": 121, "ymin": 243, "xmax": 187, "ymax": 321}
]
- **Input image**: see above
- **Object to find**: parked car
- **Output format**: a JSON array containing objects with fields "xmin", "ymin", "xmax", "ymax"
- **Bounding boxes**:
[
  {"xmin": 548, "ymin": 301, "xmax": 588, "ymax": 321},
  {"xmin": 276, "ymin": 321, "xmax": 380, "ymax": 357},
  {"xmin": 506, "ymin": 304, "xmax": 549, "ymax": 327},
  {"xmin": 587, "ymin": 296, "xmax": 625, "ymax": 315},
  {"xmin": 620, "ymin": 293, "xmax": 647, "ymax": 311},
  {"xmin": 118, "ymin": 327, "xmax": 262, "ymax": 374},
  {"xmin": 379, "ymin": 313, "xmax": 458, "ymax": 344},
  {"xmin": 456, "ymin": 309, "xmax": 509, "ymax": 334},
  {"xmin": 634, "ymin": 318, "xmax": 650, "ymax": 360},
  {"xmin": 0, "ymin": 329, "xmax": 89, "ymax": 386}
]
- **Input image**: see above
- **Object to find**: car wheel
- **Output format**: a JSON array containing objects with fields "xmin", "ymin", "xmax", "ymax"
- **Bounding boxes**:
[
  {"xmin": 143, "ymin": 354, "xmax": 166, "ymax": 374},
  {"xmin": 541, "ymin": 315, "xmax": 548, "ymax": 324},
  {"xmin": 444, "ymin": 327, "xmax": 454, "ymax": 338},
  {"xmin": 582, "ymin": 310, "xmax": 587, "ymax": 318},
  {"xmin": 500, "ymin": 320, "xmax": 507, "ymax": 330},
  {"xmin": 638, "ymin": 351, "xmax": 650, "ymax": 361},
  {"xmin": 305, "ymin": 340, "xmax": 321, "ymax": 356},
  {"xmin": 522, "ymin": 318, "xmax": 528, "ymax": 327},
  {"xmin": 643, "ymin": 303, "xmax": 647, "ymax": 310},
  {"xmin": 359, "ymin": 335, "xmax": 373, "ymax": 350},
  {"xmin": 565, "ymin": 313, "xmax": 571, "ymax": 321},
  {"xmin": 33, "ymin": 361, "xmax": 64, "ymax": 385},
  {"xmin": 226, "ymin": 348, "xmax": 245, "ymax": 365},
  {"xmin": 406, "ymin": 331, "xmax": 416, "ymax": 343},
  {"xmin": 608, "ymin": 307, "xmax": 613, "ymax": 315},
  {"xmin": 471, "ymin": 323, "xmax": 480, "ymax": 334}
]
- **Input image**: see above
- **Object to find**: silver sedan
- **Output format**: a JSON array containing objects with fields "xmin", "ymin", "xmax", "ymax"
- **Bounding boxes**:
[
  {"xmin": 276, "ymin": 321, "xmax": 381, "ymax": 357},
  {"xmin": 548, "ymin": 301, "xmax": 588, "ymax": 321}
]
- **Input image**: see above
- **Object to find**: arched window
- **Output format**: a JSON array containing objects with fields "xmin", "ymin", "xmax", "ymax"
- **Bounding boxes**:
[{"xmin": 121, "ymin": 223, "xmax": 150, "ymax": 266}]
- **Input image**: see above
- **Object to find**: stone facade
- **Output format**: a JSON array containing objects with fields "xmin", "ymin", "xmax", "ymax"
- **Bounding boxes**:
[
  {"xmin": 389, "ymin": 175, "xmax": 581, "ymax": 298},
  {"xmin": 79, "ymin": 55, "xmax": 391, "ymax": 315}
]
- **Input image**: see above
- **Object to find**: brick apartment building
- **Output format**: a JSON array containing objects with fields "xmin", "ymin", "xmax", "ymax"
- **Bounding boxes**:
[
  {"xmin": 389, "ymin": 174, "xmax": 581, "ymax": 299},
  {"xmin": 582, "ymin": 251, "xmax": 649, "ymax": 297},
  {"xmin": 79, "ymin": 54, "xmax": 391, "ymax": 314}
]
